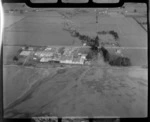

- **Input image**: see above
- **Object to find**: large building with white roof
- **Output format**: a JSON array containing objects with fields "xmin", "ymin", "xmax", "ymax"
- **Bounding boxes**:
[{"xmin": 19, "ymin": 46, "xmax": 89, "ymax": 65}]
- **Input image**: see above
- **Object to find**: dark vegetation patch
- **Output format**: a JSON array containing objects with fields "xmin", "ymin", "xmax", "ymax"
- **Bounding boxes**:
[
  {"xmin": 99, "ymin": 46, "xmax": 110, "ymax": 62},
  {"xmin": 109, "ymin": 56, "xmax": 131, "ymax": 67},
  {"xmin": 64, "ymin": 28, "xmax": 100, "ymax": 48},
  {"xmin": 86, "ymin": 49, "xmax": 98, "ymax": 61},
  {"xmin": 100, "ymin": 46, "xmax": 131, "ymax": 67},
  {"xmin": 64, "ymin": 23, "xmax": 120, "ymax": 48},
  {"xmin": 97, "ymin": 30, "xmax": 119, "ymax": 40},
  {"xmin": 13, "ymin": 24, "xmax": 129, "ymax": 67},
  {"xmin": 13, "ymin": 56, "xmax": 18, "ymax": 62}
]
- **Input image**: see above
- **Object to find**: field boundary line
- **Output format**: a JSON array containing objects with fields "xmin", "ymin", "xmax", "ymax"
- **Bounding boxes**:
[
  {"xmin": 3, "ymin": 64, "xmax": 147, "ymax": 71},
  {"xmin": 3, "ymin": 44, "xmax": 148, "ymax": 49},
  {"xmin": 132, "ymin": 17, "xmax": 147, "ymax": 32},
  {"xmin": 5, "ymin": 16, "xmax": 27, "ymax": 29}
]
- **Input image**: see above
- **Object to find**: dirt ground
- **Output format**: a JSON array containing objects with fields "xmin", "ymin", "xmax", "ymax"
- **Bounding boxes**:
[{"xmin": 3, "ymin": 65, "xmax": 147, "ymax": 118}]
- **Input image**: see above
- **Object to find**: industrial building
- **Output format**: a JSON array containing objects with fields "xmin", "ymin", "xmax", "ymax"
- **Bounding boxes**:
[{"xmin": 19, "ymin": 46, "xmax": 89, "ymax": 65}]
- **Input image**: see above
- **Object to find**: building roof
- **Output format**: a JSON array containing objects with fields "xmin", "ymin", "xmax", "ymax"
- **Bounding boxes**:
[
  {"xmin": 77, "ymin": 47, "xmax": 90, "ymax": 54},
  {"xmin": 73, "ymin": 56, "xmax": 81, "ymax": 63},
  {"xmin": 20, "ymin": 51, "xmax": 31, "ymax": 56},
  {"xmin": 40, "ymin": 57, "xmax": 52, "ymax": 62},
  {"xmin": 35, "ymin": 51, "xmax": 54, "ymax": 57}
]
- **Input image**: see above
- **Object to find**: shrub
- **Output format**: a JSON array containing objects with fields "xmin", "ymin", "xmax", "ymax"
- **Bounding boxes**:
[
  {"xmin": 97, "ymin": 31, "xmax": 107, "ymax": 35},
  {"xmin": 121, "ymin": 57, "xmax": 131, "ymax": 66},
  {"xmin": 13, "ymin": 56, "xmax": 18, "ymax": 61},
  {"xmin": 74, "ymin": 31, "xmax": 80, "ymax": 37},
  {"xmin": 79, "ymin": 35, "xmax": 85, "ymax": 40},
  {"xmin": 17, "ymin": 62, "xmax": 23, "ymax": 65},
  {"xmin": 100, "ymin": 46, "xmax": 131, "ymax": 67},
  {"xmin": 109, "ymin": 56, "xmax": 131, "ymax": 67},
  {"xmin": 100, "ymin": 46, "xmax": 110, "ymax": 62},
  {"xmin": 109, "ymin": 30, "xmax": 119, "ymax": 40},
  {"xmin": 86, "ymin": 52, "xmax": 93, "ymax": 60},
  {"xmin": 86, "ymin": 50, "xmax": 98, "ymax": 60}
]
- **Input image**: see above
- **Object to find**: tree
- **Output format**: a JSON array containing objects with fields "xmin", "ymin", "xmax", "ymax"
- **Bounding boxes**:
[
  {"xmin": 88, "ymin": 36, "xmax": 99, "ymax": 52},
  {"xmin": 86, "ymin": 51, "xmax": 93, "ymax": 60},
  {"xmin": 13, "ymin": 56, "xmax": 18, "ymax": 61},
  {"xmin": 86, "ymin": 50, "xmax": 98, "ymax": 61},
  {"xmin": 109, "ymin": 30, "xmax": 119, "ymax": 40},
  {"xmin": 109, "ymin": 56, "xmax": 131, "ymax": 67},
  {"xmin": 100, "ymin": 46, "xmax": 110, "ymax": 62},
  {"xmin": 74, "ymin": 31, "xmax": 80, "ymax": 37},
  {"xmin": 94, "ymin": 35, "xmax": 99, "ymax": 47},
  {"xmin": 121, "ymin": 57, "xmax": 131, "ymax": 66}
]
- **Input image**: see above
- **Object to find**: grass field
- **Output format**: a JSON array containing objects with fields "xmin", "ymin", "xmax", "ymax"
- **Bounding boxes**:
[
  {"xmin": 3, "ymin": 46, "xmax": 21, "ymax": 65},
  {"xmin": 3, "ymin": 5, "xmax": 148, "ymax": 118},
  {"xmin": 3, "ymin": 11, "xmax": 147, "ymax": 48},
  {"xmin": 4, "ymin": 65, "xmax": 147, "ymax": 117},
  {"xmin": 3, "ymin": 66, "xmax": 58, "ymax": 109},
  {"xmin": 4, "ymin": 14, "xmax": 25, "ymax": 28},
  {"xmin": 3, "ymin": 66, "xmax": 35, "ymax": 108},
  {"xmin": 107, "ymin": 48, "xmax": 147, "ymax": 67},
  {"xmin": 3, "ymin": 10, "xmax": 147, "ymax": 66}
]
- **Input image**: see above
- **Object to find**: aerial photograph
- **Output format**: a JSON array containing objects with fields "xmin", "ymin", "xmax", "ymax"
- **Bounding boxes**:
[{"xmin": 2, "ymin": 0, "xmax": 147, "ymax": 118}]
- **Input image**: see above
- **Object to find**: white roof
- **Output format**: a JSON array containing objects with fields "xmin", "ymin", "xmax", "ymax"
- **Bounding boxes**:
[
  {"xmin": 40, "ymin": 58, "xmax": 52, "ymax": 62},
  {"xmin": 35, "ymin": 51, "xmax": 53, "ymax": 57},
  {"xmin": 20, "ymin": 51, "xmax": 31, "ymax": 56},
  {"xmin": 45, "ymin": 47, "xmax": 52, "ymax": 51}
]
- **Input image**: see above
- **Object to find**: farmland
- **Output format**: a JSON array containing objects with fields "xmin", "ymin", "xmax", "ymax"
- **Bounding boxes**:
[
  {"xmin": 4, "ymin": 65, "xmax": 147, "ymax": 117},
  {"xmin": 3, "ymin": 3, "xmax": 148, "ymax": 118}
]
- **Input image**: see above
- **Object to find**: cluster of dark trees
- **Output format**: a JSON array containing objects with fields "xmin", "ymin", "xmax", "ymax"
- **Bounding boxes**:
[
  {"xmin": 100, "ymin": 46, "xmax": 131, "ymax": 67},
  {"xmin": 84, "ymin": 39, "xmax": 131, "ymax": 67},
  {"xmin": 109, "ymin": 30, "xmax": 119, "ymax": 40},
  {"xmin": 64, "ymin": 26, "xmax": 131, "ymax": 67},
  {"xmin": 67, "ymin": 29, "xmax": 100, "ymax": 51},
  {"xmin": 68, "ymin": 29, "xmax": 100, "ymax": 60},
  {"xmin": 99, "ymin": 46, "xmax": 110, "ymax": 62},
  {"xmin": 109, "ymin": 56, "xmax": 131, "ymax": 66},
  {"xmin": 97, "ymin": 30, "xmax": 119, "ymax": 40}
]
